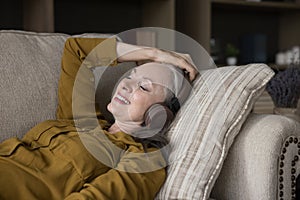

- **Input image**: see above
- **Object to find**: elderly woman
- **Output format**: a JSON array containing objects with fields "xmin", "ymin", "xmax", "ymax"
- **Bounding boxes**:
[{"xmin": 0, "ymin": 37, "xmax": 197, "ymax": 200}]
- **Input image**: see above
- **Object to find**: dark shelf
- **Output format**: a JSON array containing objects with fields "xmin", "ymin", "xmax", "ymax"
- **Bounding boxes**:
[{"xmin": 212, "ymin": 0, "xmax": 300, "ymax": 12}]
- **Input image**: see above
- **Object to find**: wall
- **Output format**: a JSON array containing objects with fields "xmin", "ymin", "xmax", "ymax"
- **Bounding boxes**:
[
  {"xmin": 54, "ymin": 0, "xmax": 143, "ymax": 34},
  {"xmin": 0, "ymin": 0, "xmax": 23, "ymax": 30},
  {"xmin": 0, "ymin": 0, "xmax": 144, "ymax": 34}
]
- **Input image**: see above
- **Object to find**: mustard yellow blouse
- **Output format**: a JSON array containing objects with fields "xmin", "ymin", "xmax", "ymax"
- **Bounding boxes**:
[{"xmin": 0, "ymin": 38, "xmax": 166, "ymax": 200}]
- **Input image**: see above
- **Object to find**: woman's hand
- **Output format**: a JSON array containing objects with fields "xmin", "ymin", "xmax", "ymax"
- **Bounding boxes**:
[
  {"xmin": 151, "ymin": 48, "xmax": 198, "ymax": 82},
  {"xmin": 116, "ymin": 42, "xmax": 198, "ymax": 81}
]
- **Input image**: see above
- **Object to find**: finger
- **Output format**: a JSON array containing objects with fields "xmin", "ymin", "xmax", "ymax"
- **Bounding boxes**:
[
  {"xmin": 179, "ymin": 58, "xmax": 198, "ymax": 81},
  {"xmin": 155, "ymin": 49, "xmax": 198, "ymax": 81},
  {"xmin": 185, "ymin": 67, "xmax": 197, "ymax": 81},
  {"xmin": 189, "ymin": 68, "xmax": 198, "ymax": 81}
]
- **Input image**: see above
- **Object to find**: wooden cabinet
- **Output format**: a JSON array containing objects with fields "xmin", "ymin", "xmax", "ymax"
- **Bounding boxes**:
[
  {"xmin": 2, "ymin": 0, "xmax": 175, "ymax": 34},
  {"xmin": 176, "ymin": 0, "xmax": 300, "ymax": 65},
  {"xmin": 3, "ymin": 0, "xmax": 300, "ymax": 62},
  {"xmin": 23, "ymin": 0, "xmax": 54, "ymax": 32},
  {"xmin": 176, "ymin": 0, "xmax": 300, "ymax": 114}
]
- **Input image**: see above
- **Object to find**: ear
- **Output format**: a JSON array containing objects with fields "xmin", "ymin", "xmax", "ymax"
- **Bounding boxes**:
[
  {"xmin": 144, "ymin": 103, "xmax": 175, "ymax": 132},
  {"xmin": 165, "ymin": 96, "xmax": 180, "ymax": 115}
]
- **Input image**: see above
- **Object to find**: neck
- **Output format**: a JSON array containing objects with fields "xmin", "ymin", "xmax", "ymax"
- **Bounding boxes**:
[
  {"xmin": 108, "ymin": 123, "xmax": 121, "ymax": 134},
  {"xmin": 108, "ymin": 120, "xmax": 142, "ymax": 135}
]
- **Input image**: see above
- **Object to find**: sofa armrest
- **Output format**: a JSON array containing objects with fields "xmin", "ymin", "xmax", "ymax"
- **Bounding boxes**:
[{"xmin": 211, "ymin": 113, "xmax": 300, "ymax": 200}]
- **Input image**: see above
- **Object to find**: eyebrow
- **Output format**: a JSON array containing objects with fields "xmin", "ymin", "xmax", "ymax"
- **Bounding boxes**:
[
  {"xmin": 131, "ymin": 68, "xmax": 153, "ymax": 83},
  {"xmin": 131, "ymin": 68, "xmax": 137, "ymax": 74}
]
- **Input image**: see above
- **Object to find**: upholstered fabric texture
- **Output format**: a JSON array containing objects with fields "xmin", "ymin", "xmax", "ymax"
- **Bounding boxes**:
[
  {"xmin": 0, "ymin": 30, "xmax": 113, "ymax": 142},
  {"xmin": 211, "ymin": 113, "xmax": 300, "ymax": 200},
  {"xmin": 155, "ymin": 64, "xmax": 274, "ymax": 200},
  {"xmin": 0, "ymin": 30, "xmax": 69, "ymax": 142}
]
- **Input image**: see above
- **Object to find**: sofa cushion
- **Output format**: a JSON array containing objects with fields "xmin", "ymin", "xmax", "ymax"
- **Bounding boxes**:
[
  {"xmin": 0, "ymin": 30, "xmax": 69, "ymax": 142},
  {"xmin": 0, "ymin": 31, "xmax": 114, "ymax": 142},
  {"xmin": 155, "ymin": 64, "xmax": 274, "ymax": 199}
]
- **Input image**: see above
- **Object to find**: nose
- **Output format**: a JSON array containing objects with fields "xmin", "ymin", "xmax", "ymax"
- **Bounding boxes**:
[{"xmin": 121, "ymin": 78, "xmax": 134, "ymax": 93}]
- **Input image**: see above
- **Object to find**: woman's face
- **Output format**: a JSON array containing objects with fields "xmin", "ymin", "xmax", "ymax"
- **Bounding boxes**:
[{"xmin": 107, "ymin": 63, "xmax": 174, "ymax": 124}]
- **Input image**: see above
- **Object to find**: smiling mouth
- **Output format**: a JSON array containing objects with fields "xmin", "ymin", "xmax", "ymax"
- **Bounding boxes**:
[{"xmin": 115, "ymin": 94, "xmax": 130, "ymax": 105}]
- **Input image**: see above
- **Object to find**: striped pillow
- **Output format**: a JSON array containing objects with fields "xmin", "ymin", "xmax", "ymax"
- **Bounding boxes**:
[{"xmin": 156, "ymin": 64, "xmax": 274, "ymax": 199}]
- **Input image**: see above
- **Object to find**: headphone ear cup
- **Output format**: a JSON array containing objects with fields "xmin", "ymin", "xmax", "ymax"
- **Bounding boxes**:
[{"xmin": 144, "ymin": 103, "xmax": 175, "ymax": 133}]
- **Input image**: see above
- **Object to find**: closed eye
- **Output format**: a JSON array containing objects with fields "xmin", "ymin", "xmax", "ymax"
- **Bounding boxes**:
[
  {"xmin": 138, "ymin": 81, "xmax": 151, "ymax": 92},
  {"xmin": 140, "ymin": 85, "xmax": 149, "ymax": 91}
]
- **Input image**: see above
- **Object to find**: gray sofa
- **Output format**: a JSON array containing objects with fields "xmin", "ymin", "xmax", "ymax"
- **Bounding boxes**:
[{"xmin": 0, "ymin": 30, "xmax": 300, "ymax": 200}]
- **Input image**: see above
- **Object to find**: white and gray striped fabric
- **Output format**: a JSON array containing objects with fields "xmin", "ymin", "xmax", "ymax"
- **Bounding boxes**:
[{"xmin": 156, "ymin": 64, "xmax": 274, "ymax": 200}]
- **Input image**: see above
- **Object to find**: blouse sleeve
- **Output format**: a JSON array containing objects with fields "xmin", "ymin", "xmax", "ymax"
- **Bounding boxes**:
[
  {"xmin": 64, "ymin": 169, "xmax": 166, "ymax": 200},
  {"xmin": 56, "ymin": 37, "xmax": 117, "ymax": 120},
  {"xmin": 64, "ymin": 146, "xmax": 166, "ymax": 200}
]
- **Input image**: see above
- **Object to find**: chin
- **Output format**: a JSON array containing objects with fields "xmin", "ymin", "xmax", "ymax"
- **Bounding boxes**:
[
  {"xmin": 107, "ymin": 102, "xmax": 121, "ymax": 120},
  {"xmin": 107, "ymin": 102, "xmax": 112, "ymax": 113}
]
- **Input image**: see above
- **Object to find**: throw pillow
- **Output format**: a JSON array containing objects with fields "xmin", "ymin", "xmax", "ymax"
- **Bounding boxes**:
[{"xmin": 155, "ymin": 64, "xmax": 274, "ymax": 199}]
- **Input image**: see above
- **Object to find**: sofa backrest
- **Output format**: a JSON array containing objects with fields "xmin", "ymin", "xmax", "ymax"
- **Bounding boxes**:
[
  {"xmin": 0, "ymin": 30, "xmax": 129, "ymax": 142},
  {"xmin": 0, "ymin": 30, "xmax": 69, "ymax": 141}
]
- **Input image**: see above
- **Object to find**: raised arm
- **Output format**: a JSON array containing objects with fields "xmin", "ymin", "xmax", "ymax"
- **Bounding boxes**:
[
  {"xmin": 56, "ymin": 37, "xmax": 117, "ymax": 120},
  {"xmin": 56, "ymin": 37, "xmax": 198, "ymax": 121},
  {"xmin": 117, "ymin": 42, "xmax": 198, "ymax": 81}
]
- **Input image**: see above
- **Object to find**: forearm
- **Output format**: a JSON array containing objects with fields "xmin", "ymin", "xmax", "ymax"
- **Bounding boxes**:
[
  {"xmin": 65, "ymin": 168, "xmax": 166, "ymax": 200},
  {"xmin": 116, "ymin": 42, "xmax": 156, "ymax": 62},
  {"xmin": 116, "ymin": 41, "xmax": 198, "ymax": 81},
  {"xmin": 65, "ymin": 145, "xmax": 166, "ymax": 200}
]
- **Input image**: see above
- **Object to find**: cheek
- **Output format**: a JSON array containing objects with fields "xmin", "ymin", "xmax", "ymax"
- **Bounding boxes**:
[
  {"xmin": 128, "ymin": 94, "xmax": 152, "ymax": 121},
  {"xmin": 156, "ymin": 85, "xmax": 167, "ymax": 98}
]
